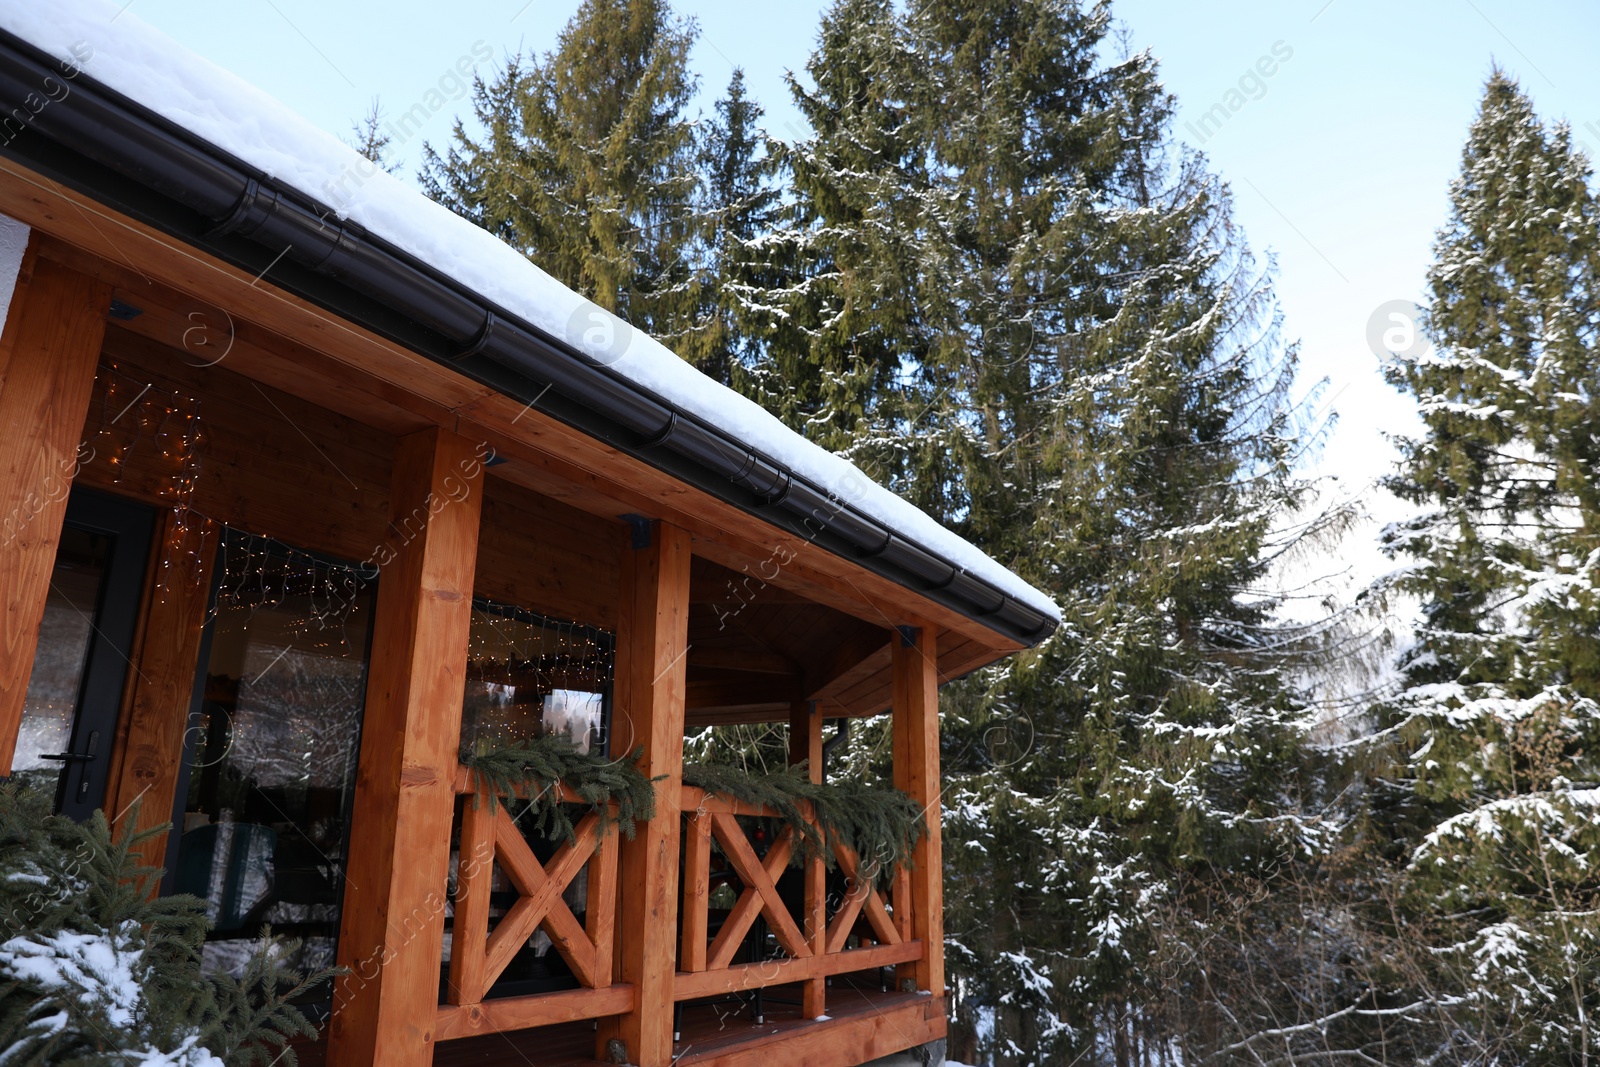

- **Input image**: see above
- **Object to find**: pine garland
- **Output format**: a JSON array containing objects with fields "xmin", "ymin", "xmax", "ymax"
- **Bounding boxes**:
[
  {"xmin": 458, "ymin": 734, "xmax": 657, "ymax": 842},
  {"xmin": 682, "ymin": 761, "xmax": 926, "ymax": 884}
]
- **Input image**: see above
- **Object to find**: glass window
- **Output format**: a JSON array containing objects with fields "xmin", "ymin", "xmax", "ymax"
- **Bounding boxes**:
[
  {"xmin": 175, "ymin": 534, "xmax": 373, "ymax": 980},
  {"xmin": 16, "ymin": 528, "xmax": 111, "ymax": 775},
  {"xmin": 460, "ymin": 602, "xmax": 613, "ymax": 756}
]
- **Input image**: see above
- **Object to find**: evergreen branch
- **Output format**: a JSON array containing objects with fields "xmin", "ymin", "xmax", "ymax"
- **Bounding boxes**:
[
  {"xmin": 458, "ymin": 733, "xmax": 657, "ymax": 841},
  {"xmin": 683, "ymin": 761, "xmax": 927, "ymax": 884}
]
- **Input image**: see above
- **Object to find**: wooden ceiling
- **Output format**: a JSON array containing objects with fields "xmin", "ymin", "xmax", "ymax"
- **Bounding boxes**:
[{"xmin": 685, "ymin": 557, "xmax": 890, "ymax": 725}]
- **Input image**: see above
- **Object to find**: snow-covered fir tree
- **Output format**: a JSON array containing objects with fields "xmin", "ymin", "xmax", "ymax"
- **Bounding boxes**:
[
  {"xmin": 1373, "ymin": 70, "xmax": 1600, "ymax": 1064},
  {"xmin": 0, "ymin": 780, "xmax": 330, "ymax": 1065},
  {"xmin": 739, "ymin": 2, "xmax": 1331, "ymax": 1062},
  {"xmin": 419, "ymin": 0, "xmax": 708, "ymax": 358},
  {"xmin": 728, "ymin": 0, "xmax": 930, "ymax": 457},
  {"xmin": 696, "ymin": 68, "xmax": 780, "ymax": 388},
  {"xmin": 417, "ymin": 1, "xmax": 1352, "ymax": 1060}
]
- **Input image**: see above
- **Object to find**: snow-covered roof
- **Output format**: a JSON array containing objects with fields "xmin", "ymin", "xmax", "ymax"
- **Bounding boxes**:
[{"xmin": 3, "ymin": 0, "xmax": 1060, "ymax": 629}]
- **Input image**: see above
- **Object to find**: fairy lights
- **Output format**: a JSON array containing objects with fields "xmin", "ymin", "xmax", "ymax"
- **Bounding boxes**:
[
  {"xmin": 461, "ymin": 603, "xmax": 615, "ymax": 754},
  {"xmin": 212, "ymin": 531, "xmax": 368, "ymax": 654},
  {"xmin": 90, "ymin": 363, "xmax": 205, "ymax": 591}
]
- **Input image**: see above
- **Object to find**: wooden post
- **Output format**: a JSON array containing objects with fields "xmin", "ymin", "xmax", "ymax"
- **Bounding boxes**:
[
  {"xmin": 103, "ymin": 512, "xmax": 219, "ymax": 868},
  {"xmin": 601, "ymin": 520, "xmax": 690, "ymax": 1067},
  {"xmin": 788, "ymin": 698, "xmax": 824, "ymax": 779},
  {"xmin": 327, "ymin": 426, "xmax": 484, "ymax": 1067},
  {"xmin": 680, "ymin": 808, "xmax": 712, "ymax": 973},
  {"xmin": 789, "ymin": 698, "xmax": 827, "ymax": 1018},
  {"xmin": 892, "ymin": 625, "xmax": 944, "ymax": 996},
  {"xmin": 0, "ymin": 249, "xmax": 111, "ymax": 772},
  {"xmin": 587, "ymin": 810, "xmax": 620, "ymax": 991},
  {"xmin": 445, "ymin": 794, "xmax": 494, "ymax": 1006}
]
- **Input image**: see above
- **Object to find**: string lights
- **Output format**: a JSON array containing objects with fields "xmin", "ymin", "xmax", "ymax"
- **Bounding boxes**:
[
  {"xmin": 213, "ymin": 531, "xmax": 368, "ymax": 656},
  {"xmin": 90, "ymin": 363, "xmax": 205, "ymax": 591},
  {"xmin": 462, "ymin": 603, "xmax": 615, "ymax": 754},
  {"xmin": 82, "ymin": 367, "xmax": 614, "ymax": 758}
]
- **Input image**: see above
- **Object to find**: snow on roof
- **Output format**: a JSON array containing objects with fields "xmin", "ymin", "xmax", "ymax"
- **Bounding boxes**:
[{"xmin": 5, "ymin": 0, "xmax": 1060, "ymax": 625}]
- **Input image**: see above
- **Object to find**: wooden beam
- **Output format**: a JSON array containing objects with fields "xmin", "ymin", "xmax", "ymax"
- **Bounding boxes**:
[
  {"xmin": 679, "ymin": 808, "xmax": 712, "ymax": 974},
  {"xmin": 686, "ymin": 672, "xmax": 800, "ymax": 710},
  {"xmin": 35, "ymin": 236, "xmax": 446, "ymax": 437},
  {"xmin": 669, "ymin": 991, "xmax": 944, "ymax": 1067},
  {"xmin": 689, "ymin": 555, "xmax": 815, "ymax": 605},
  {"xmin": 788, "ymin": 699, "xmax": 824, "ymax": 779},
  {"xmin": 806, "ymin": 625, "xmax": 891, "ymax": 702},
  {"xmin": 587, "ymin": 816, "xmax": 619, "ymax": 1000},
  {"xmin": 823, "ymin": 626, "xmax": 1008, "ymax": 718},
  {"xmin": 789, "ymin": 698, "xmax": 827, "ymax": 1019},
  {"xmin": 435, "ymin": 984, "xmax": 634, "ymax": 1042},
  {"xmin": 892, "ymin": 625, "xmax": 944, "ymax": 997},
  {"xmin": 446, "ymin": 795, "xmax": 493, "ymax": 1005},
  {"xmin": 0, "ymin": 249, "xmax": 111, "ymax": 772},
  {"xmin": 601, "ymin": 520, "xmax": 690, "ymax": 1067},
  {"xmin": 81, "ymin": 326, "xmax": 394, "ymax": 566},
  {"xmin": 678, "ymin": 785, "xmax": 809, "ymax": 819},
  {"xmin": 103, "ymin": 511, "xmax": 218, "ymax": 868},
  {"xmin": 476, "ymin": 478, "xmax": 621, "ymax": 629},
  {"xmin": 683, "ymin": 703, "xmax": 792, "ymax": 727},
  {"xmin": 688, "ymin": 644, "xmax": 796, "ymax": 675},
  {"xmin": 326, "ymin": 427, "xmax": 484, "ymax": 1067},
  {"xmin": 669, "ymin": 939, "xmax": 924, "ymax": 1001}
]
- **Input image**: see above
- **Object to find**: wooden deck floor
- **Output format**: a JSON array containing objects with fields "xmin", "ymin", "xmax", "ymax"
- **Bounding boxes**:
[{"xmin": 289, "ymin": 979, "xmax": 939, "ymax": 1066}]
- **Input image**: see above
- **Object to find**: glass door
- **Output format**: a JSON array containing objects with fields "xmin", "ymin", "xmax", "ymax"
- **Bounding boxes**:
[
  {"xmin": 170, "ymin": 531, "xmax": 375, "ymax": 983},
  {"xmin": 15, "ymin": 489, "xmax": 153, "ymax": 821}
]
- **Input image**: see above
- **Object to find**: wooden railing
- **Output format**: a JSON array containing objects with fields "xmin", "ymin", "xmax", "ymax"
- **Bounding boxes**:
[
  {"xmin": 432, "ymin": 772, "xmax": 924, "ymax": 1046},
  {"xmin": 676, "ymin": 785, "xmax": 923, "ymax": 1015},
  {"xmin": 436, "ymin": 768, "xmax": 632, "ymax": 1041}
]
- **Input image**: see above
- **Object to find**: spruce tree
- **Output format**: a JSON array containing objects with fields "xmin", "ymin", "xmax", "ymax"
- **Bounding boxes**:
[
  {"xmin": 420, "ymin": 0, "xmax": 706, "ymax": 356},
  {"xmin": 735, "ymin": 0, "xmax": 929, "ymax": 460},
  {"xmin": 345, "ymin": 99, "xmax": 399, "ymax": 174},
  {"xmin": 0, "ymin": 781, "xmax": 331, "ymax": 1065},
  {"xmin": 756, "ymin": 2, "xmax": 1328, "ymax": 1062},
  {"xmin": 1376, "ymin": 71, "xmax": 1600, "ymax": 1063},
  {"xmin": 696, "ymin": 69, "xmax": 778, "ymax": 387}
]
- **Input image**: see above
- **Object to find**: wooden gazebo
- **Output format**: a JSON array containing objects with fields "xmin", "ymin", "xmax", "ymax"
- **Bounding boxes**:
[{"xmin": 0, "ymin": 6, "xmax": 1057, "ymax": 1066}]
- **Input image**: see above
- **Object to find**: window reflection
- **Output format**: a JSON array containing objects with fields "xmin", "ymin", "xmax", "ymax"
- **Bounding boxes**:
[
  {"xmin": 460, "ymin": 602, "xmax": 613, "ymax": 755},
  {"xmin": 16, "ymin": 529, "xmax": 110, "ymax": 780},
  {"xmin": 176, "ymin": 535, "xmax": 372, "ymax": 980}
]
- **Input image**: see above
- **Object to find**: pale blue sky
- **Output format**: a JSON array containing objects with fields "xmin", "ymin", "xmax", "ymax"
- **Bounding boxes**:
[{"xmin": 127, "ymin": 0, "xmax": 1600, "ymax": 542}]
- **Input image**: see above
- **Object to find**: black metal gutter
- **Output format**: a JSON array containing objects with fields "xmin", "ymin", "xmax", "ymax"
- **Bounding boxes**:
[{"xmin": 0, "ymin": 30, "xmax": 1057, "ymax": 644}]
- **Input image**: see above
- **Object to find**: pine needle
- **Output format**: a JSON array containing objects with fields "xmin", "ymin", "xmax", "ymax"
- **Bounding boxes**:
[
  {"xmin": 458, "ymin": 734, "xmax": 657, "ymax": 841},
  {"xmin": 683, "ymin": 761, "xmax": 927, "ymax": 884}
]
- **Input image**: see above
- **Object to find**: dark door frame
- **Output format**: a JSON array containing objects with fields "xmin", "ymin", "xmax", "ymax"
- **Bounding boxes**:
[{"xmin": 53, "ymin": 489, "xmax": 155, "ymax": 822}]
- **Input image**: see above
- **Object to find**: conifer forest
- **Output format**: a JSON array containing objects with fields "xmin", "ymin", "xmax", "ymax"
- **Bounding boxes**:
[
  {"xmin": 404, "ymin": 2, "xmax": 1600, "ymax": 1063},
  {"xmin": 0, "ymin": 1, "xmax": 1589, "ymax": 1065}
]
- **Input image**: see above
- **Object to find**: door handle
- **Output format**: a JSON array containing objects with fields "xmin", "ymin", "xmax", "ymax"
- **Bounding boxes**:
[
  {"xmin": 40, "ymin": 729, "xmax": 102, "ymax": 805},
  {"xmin": 42, "ymin": 727, "xmax": 101, "ymax": 765},
  {"xmin": 76, "ymin": 730, "xmax": 101, "ymax": 801}
]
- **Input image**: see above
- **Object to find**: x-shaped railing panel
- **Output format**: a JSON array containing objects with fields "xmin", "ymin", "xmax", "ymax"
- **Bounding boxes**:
[
  {"xmin": 825, "ymin": 839, "xmax": 902, "ymax": 954},
  {"xmin": 448, "ymin": 797, "xmax": 617, "ymax": 1006},
  {"xmin": 681, "ymin": 804, "xmax": 908, "ymax": 974},
  {"xmin": 704, "ymin": 814, "xmax": 810, "ymax": 968}
]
